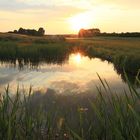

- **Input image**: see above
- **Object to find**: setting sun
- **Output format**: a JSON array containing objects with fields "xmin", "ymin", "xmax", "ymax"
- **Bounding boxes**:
[{"xmin": 68, "ymin": 13, "xmax": 91, "ymax": 32}]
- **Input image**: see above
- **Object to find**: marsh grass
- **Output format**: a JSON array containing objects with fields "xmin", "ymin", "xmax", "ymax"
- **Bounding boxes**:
[
  {"xmin": 0, "ymin": 34, "xmax": 140, "ymax": 79},
  {"xmin": 0, "ymin": 34, "xmax": 140, "ymax": 139},
  {"xmin": 0, "ymin": 74, "xmax": 140, "ymax": 140},
  {"xmin": 68, "ymin": 37, "xmax": 140, "ymax": 76},
  {"xmin": 0, "ymin": 33, "xmax": 68, "ymax": 65},
  {"xmin": 0, "ymin": 40, "xmax": 70, "ymax": 68}
]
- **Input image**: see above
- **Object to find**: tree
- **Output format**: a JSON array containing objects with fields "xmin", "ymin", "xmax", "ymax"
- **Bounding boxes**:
[
  {"xmin": 38, "ymin": 28, "xmax": 45, "ymax": 36},
  {"xmin": 13, "ymin": 30, "xmax": 18, "ymax": 33},
  {"xmin": 18, "ymin": 28, "xmax": 25, "ymax": 34},
  {"xmin": 9, "ymin": 27, "xmax": 46, "ymax": 36}
]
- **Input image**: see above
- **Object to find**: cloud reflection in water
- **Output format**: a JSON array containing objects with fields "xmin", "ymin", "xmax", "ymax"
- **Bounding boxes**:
[{"xmin": 0, "ymin": 53, "xmax": 128, "ymax": 94}]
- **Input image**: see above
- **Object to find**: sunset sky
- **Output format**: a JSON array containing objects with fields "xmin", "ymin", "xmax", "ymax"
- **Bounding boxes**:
[{"xmin": 0, "ymin": 0, "xmax": 140, "ymax": 34}]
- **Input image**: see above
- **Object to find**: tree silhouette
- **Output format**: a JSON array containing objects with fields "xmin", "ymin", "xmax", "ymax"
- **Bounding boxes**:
[
  {"xmin": 38, "ymin": 28, "xmax": 45, "ymax": 36},
  {"xmin": 9, "ymin": 27, "xmax": 45, "ymax": 36}
]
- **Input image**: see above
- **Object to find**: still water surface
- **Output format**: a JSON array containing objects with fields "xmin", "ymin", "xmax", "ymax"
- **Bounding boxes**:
[{"xmin": 0, "ymin": 53, "xmax": 128, "ymax": 94}]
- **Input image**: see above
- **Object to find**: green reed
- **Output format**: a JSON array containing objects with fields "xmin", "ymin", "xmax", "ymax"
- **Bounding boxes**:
[{"xmin": 0, "ymin": 74, "xmax": 140, "ymax": 140}]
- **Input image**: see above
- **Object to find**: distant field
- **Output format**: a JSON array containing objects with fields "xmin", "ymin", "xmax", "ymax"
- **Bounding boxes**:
[{"xmin": 0, "ymin": 32, "xmax": 66, "ymax": 46}]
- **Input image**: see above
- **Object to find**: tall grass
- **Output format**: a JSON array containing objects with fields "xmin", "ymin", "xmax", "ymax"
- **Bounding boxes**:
[
  {"xmin": 0, "ymin": 75, "xmax": 140, "ymax": 140},
  {"xmin": 0, "ymin": 35, "xmax": 140, "ymax": 79},
  {"xmin": 0, "ymin": 40, "xmax": 71, "ymax": 67},
  {"xmin": 68, "ymin": 37, "xmax": 140, "ymax": 76}
]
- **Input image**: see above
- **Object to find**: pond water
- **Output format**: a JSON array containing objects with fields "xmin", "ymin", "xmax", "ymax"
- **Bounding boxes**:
[{"xmin": 0, "ymin": 53, "xmax": 129, "ymax": 94}]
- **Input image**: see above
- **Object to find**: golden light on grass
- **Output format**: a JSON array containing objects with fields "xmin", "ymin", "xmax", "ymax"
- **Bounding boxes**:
[{"xmin": 68, "ymin": 13, "xmax": 91, "ymax": 32}]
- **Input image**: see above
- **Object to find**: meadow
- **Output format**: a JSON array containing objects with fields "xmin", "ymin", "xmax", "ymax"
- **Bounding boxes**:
[{"xmin": 0, "ymin": 33, "xmax": 140, "ymax": 139}]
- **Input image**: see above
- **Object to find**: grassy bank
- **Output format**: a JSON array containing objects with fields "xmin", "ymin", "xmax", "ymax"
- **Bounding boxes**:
[
  {"xmin": 0, "ymin": 33, "xmax": 140, "ymax": 79},
  {"xmin": 0, "ymin": 76, "xmax": 140, "ymax": 140},
  {"xmin": 68, "ymin": 37, "xmax": 140, "ymax": 76},
  {"xmin": 0, "ymin": 33, "xmax": 70, "ymax": 65}
]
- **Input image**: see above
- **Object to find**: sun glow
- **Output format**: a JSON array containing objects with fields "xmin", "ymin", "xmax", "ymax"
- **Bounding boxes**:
[
  {"xmin": 68, "ymin": 13, "xmax": 91, "ymax": 32},
  {"xmin": 71, "ymin": 53, "xmax": 82, "ymax": 64},
  {"xmin": 75, "ymin": 53, "xmax": 81, "ymax": 63}
]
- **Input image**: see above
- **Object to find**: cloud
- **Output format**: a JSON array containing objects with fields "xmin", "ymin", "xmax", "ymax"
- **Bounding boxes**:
[
  {"xmin": 0, "ymin": 0, "xmax": 55, "ymax": 11},
  {"xmin": 90, "ymin": 0, "xmax": 140, "ymax": 9},
  {"xmin": 0, "ymin": 0, "xmax": 91, "ymax": 11},
  {"xmin": 1, "ymin": 0, "xmax": 140, "ymax": 12},
  {"xmin": 0, "ymin": 0, "xmax": 112, "ymax": 17},
  {"xmin": 0, "ymin": 0, "xmax": 26, "ymax": 10},
  {"xmin": 0, "ymin": 0, "xmax": 140, "ymax": 12}
]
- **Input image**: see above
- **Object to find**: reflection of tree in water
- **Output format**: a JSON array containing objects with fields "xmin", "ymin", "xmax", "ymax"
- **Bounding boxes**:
[
  {"xmin": 17, "ymin": 55, "xmax": 69, "ymax": 70},
  {"xmin": 85, "ymin": 48, "xmax": 140, "ymax": 84},
  {"xmin": 99, "ymin": 58, "xmax": 139, "ymax": 84},
  {"xmin": 113, "ymin": 64, "xmax": 140, "ymax": 85},
  {"xmin": 0, "ymin": 54, "xmax": 69, "ymax": 70}
]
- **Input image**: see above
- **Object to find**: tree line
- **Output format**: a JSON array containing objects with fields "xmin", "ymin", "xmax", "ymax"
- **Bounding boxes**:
[
  {"xmin": 97, "ymin": 32, "xmax": 140, "ymax": 37},
  {"xmin": 78, "ymin": 28, "xmax": 140, "ymax": 37},
  {"xmin": 9, "ymin": 27, "xmax": 45, "ymax": 36}
]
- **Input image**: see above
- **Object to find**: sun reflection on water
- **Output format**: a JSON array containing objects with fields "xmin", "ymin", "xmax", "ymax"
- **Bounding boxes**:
[
  {"xmin": 0, "ymin": 52, "xmax": 129, "ymax": 94},
  {"xmin": 70, "ymin": 53, "xmax": 82, "ymax": 64}
]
